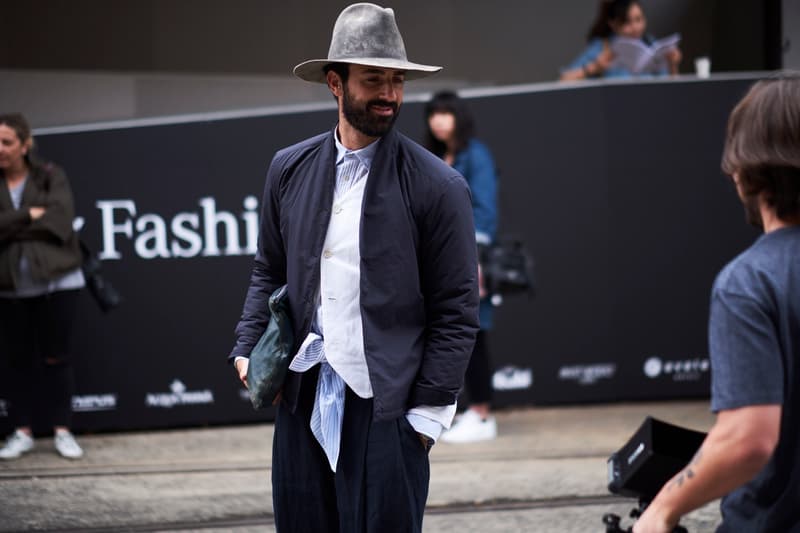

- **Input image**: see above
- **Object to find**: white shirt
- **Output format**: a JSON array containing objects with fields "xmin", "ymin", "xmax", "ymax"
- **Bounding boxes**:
[{"xmin": 315, "ymin": 136, "xmax": 373, "ymax": 397}]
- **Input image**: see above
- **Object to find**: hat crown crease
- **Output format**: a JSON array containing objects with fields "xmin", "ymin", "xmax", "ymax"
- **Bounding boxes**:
[{"xmin": 328, "ymin": 5, "xmax": 407, "ymax": 61}]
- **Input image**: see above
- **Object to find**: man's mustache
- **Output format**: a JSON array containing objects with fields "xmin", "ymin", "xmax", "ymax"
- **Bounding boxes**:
[{"xmin": 368, "ymin": 100, "xmax": 398, "ymax": 112}]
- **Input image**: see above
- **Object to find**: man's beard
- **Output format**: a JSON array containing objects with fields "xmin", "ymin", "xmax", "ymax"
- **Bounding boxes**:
[
  {"xmin": 342, "ymin": 85, "xmax": 399, "ymax": 138},
  {"xmin": 743, "ymin": 195, "xmax": 764, "ymax": 229}
]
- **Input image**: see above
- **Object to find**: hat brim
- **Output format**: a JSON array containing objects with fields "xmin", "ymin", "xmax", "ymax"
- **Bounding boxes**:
[{"xmin": 293, "ymin": 57, "xmax": 442, "ymax": 83}]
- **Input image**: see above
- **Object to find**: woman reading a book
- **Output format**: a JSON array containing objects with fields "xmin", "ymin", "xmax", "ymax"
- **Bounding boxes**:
[{"xmin": 559, "ymin": 0, "xmax": 681, "ymax": 81}]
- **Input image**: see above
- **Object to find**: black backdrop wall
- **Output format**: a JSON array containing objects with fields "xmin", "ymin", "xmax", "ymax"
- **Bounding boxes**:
[{"xmin": 0, "ymin": 76, "xmax": 759, "ymax": 434}]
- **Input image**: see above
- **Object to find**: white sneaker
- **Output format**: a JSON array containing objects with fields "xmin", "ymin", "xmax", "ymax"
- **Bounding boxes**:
[
  {"xmin": 0, "ymin": 430, "xmax": 35, "ymax": 460},
  {"xmin": 440, "ymin": 410, "xmax": 497, "ymax": 443},
  {"xmin": 54, "ymin": 430, "xmax": 84, "ymax": 459}
]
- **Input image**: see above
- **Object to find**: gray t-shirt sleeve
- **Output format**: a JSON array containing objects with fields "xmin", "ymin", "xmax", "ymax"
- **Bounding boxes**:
[{"xmin": 709, "ymin": 288, "xmax": 784, "ymax": 412}]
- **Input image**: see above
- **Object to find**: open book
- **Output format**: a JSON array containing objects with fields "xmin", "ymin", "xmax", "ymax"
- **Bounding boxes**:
[{"xmin": 609, "ymin": 33, "xmax": 680, "ymax": 74}]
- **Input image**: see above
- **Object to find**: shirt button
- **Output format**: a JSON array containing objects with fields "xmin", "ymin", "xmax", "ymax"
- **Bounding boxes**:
[
  {"xmin": 323, "ymin": 250, "xmax": 333, "ymax": 259},
  {"xmin": 343, "ymin": 175, "xmax": 350, "ymax": 181},
  {"xmin": 334, "ymin": 205, "xmax": 343, "ymax": 214}
]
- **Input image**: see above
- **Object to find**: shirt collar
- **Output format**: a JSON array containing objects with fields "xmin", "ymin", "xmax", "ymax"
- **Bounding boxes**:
[{"xmin": 333, "ymin": 126, "xmax": 379, "ymax": 170}]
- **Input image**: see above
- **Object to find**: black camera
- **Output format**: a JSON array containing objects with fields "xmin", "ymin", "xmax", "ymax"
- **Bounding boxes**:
[{"xmin": 603, "ymin": 416, "xmax": 707, "ymax": 532}]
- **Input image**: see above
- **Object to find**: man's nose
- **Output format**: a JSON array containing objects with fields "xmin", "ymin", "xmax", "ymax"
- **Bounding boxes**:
[{"xmin": 378, "ymin": 80, "xmax": 398, "ymax": 100}]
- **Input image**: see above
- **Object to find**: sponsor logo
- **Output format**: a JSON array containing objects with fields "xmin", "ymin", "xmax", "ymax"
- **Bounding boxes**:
[
  {"xmin": 643, "ymin": 357, "xmax": 663, "ymax": 378},
  {"xmin": 627, "ymin": 442, "xmax": 645, "ymax": 465},
  {"xmin": 95, "ymin": 195, "xmax": 260, "ymax": 260},
  {"xmin": 558, "ymin": 363, "xmax": 616, "ymax": 385},
  {"xmin": 72, "ymin": 394, "xmax": 118, "ymax": 412},
  {"xmin": 643, "ymin": 356, "xmax": 710, "ymax": 382},
  {"xmin": 492, "ymin": 366, "xmax": 533, "ymax": 391},
  {"xmin": 146, "ymin": 379, "xmax": 215, "ymax": 408},
  {"xmin": 0, "ymin": 399, "xmax": 7, "ymax": 417}
]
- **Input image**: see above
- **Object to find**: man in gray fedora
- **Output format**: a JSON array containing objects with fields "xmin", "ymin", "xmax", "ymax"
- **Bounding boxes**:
[{"xmin": 229, "ymin": 3, "xmax": 479, "ymax": 531}]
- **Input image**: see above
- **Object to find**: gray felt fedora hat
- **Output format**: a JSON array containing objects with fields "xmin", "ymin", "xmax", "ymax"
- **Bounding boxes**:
[{"xmin": 293, "ymin": 2, "xmax": 442, "ymax": 83}]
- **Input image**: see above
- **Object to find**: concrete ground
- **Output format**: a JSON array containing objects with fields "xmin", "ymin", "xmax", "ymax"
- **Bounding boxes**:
[{"xmin": 0, "ymin": 401, "xmax": 720, "ymax": 532}]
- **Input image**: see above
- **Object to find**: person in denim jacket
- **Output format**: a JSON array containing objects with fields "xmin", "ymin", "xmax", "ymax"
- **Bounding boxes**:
[{"xmin": 425, "ymin": 91, "xmax": 499, "ymax": 443}]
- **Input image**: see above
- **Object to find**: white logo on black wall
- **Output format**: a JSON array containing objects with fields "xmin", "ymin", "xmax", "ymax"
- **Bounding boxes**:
[
  {"xmin": 492, "ymin": 366, "xmax": 533, "ymax": 391},
  {"xmin": 72, "ymin": 394, "xmax": 118, "ymax": 412},
  {"xmin": 94, "ymin": 196, "xmax": 260, "ymax": 260},
  {"xmin": 146, "ymin": 380, "xmax": 215, "ymax": 408},
  {"xmin": 643, "ymin": 357, "xmax": 709, "ymax": 382},
  {"xmin": 558, "ymin": 363, "xmax": 617, "ymax": 385}
]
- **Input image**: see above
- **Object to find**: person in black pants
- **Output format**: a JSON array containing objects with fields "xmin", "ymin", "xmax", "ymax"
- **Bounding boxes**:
[
  {"xmin": 0, "ymin": 113, "xmax": 85, "ymax": 460},
  {"xmin": 425, "ymin": 91, "xmax": 499, "ymax": 443}
]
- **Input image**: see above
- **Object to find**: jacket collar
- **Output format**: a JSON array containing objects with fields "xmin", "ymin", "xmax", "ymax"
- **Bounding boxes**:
[
  {"xmin": 333, "ymin": 126, "xmax": 380, "ymax": 170},
  {"xmin": 365, "ymin": 126, "xmax": 398, "ymax": 174}
]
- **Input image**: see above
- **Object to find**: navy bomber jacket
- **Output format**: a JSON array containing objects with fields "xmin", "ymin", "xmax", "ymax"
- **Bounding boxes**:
[{"xmin": 230, "ymin": 127, "xmax": 480, "ymax": 421}]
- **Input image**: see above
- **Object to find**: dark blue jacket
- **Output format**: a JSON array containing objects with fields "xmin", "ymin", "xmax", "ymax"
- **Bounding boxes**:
[
  {"xmin": 452, "ymin": 138, "xmax": 498, "ymax": 330},
  {"xmin": 231, "ymin": 127, "xmax": 480, "ymax": 421},
  {"xmin": 452, "ymin": 139, "xmax": 497, "ymax": 244}
]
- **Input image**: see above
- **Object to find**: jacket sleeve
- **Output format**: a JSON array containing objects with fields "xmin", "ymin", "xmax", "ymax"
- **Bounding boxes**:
[
  {"xmin": 0, "ymin": 210, "xmax": 32, "ymax": 242},
  {"xmin": 413, "ymin": 174, "xmax": 480, "ymax": 406},
  {"xmin": 560, "ymin": 38, "xmax": 604, "ymax": 74},
  {"xmin": 14, "ymin": 165, "xmax": 76, "ymax": 244},
  {"xmin": 466, "ymin": 143, "xmax": 498, "ymax": 244},
  {"xmin": 228, "ymin": 155, "xmax": 287, "ymax": 363}
]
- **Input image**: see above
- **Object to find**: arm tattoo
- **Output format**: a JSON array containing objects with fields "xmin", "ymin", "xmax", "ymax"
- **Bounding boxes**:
[{"xmin": 668, "ymin": 448, "xmax": 703, "ymax": 491}]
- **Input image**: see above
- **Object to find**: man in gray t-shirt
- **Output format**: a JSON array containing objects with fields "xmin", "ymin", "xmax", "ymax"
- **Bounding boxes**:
[
  {"xmin": 634, "ymin": 73, "xmax": 800, "ymax": 533},
  {"xmin": 709, "ymin": 227, "xmax": 800, "ymax": 532}
]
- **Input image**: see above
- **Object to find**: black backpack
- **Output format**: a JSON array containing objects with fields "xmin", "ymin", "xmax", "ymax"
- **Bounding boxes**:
[{"xmin": 481, "ymin": 238, "xmax": 536, "ymax": 306}]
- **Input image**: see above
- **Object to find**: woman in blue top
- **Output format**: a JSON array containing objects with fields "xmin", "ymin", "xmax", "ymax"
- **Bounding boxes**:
[
  {"xmin": 560, "ymin": 0, "xmax": 681, "ymax": 81},
  {"xmin": 425, "ymin": 91, "xmax": 499, "ymax": 443}
]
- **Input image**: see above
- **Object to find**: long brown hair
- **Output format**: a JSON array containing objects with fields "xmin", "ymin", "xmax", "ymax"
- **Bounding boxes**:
[
  {"xmin": 587, "ymin": 0, "xmax": 639, "ymax": 41},
  {"xmin": 424, "ymin": 91, "xmax": 475, "ymax": 157},
  {"xmin": 721, "ymin": 72, "xmax": 800, "ymax": 219}
]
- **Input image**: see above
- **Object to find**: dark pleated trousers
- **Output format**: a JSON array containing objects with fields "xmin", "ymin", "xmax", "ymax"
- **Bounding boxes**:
[{"xmin": 272, "ymin": 368, "xmax": 430, "ymax": 533}]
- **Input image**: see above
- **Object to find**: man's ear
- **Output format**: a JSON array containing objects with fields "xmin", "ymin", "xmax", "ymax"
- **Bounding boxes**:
[{"xmin": 326, "ymin": 70, "xmax": 343, "ymax": 98}]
